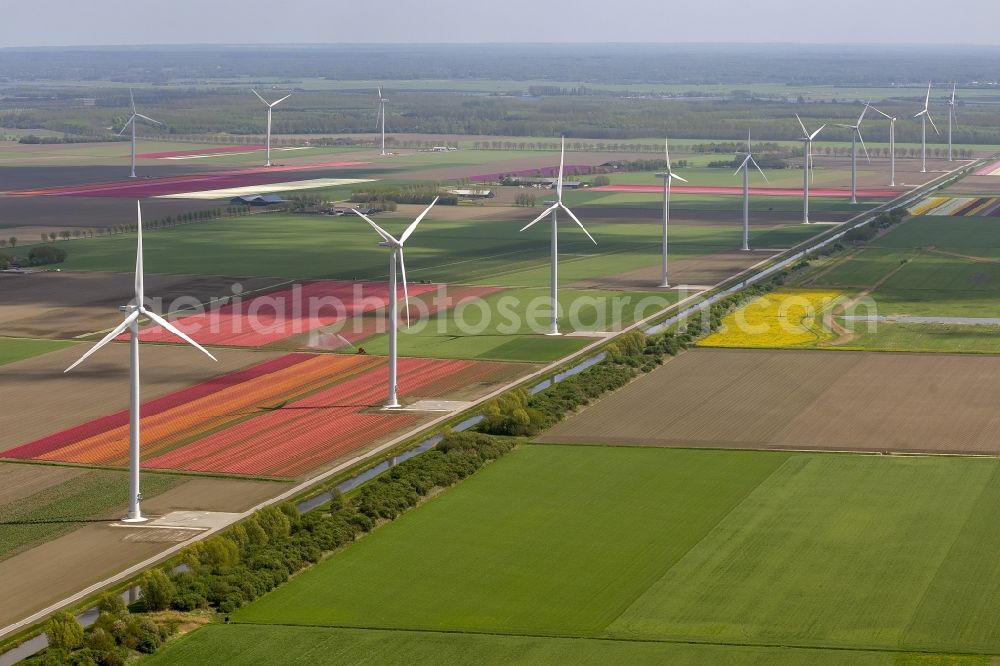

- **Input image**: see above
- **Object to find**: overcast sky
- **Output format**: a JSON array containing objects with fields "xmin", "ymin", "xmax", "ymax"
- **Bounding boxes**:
[{"xmin": 4, "ymin": 0, "xmax": 996, "ymax": 47}]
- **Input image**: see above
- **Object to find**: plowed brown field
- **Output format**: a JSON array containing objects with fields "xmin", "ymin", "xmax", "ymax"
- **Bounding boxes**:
[{"xmin": 539, "ymin": 348, "xmax": 1000, "ymax": 454}]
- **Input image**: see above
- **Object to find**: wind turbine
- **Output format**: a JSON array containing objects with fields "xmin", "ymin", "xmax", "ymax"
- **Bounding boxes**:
[
  {"xmin": 377, "ymin": 85, "xmax": 388, "ymax": 156},
  {"xmin": 119, "ymin": 89, "xmax": 162, "ymax": 179},
  {"xmin": 352, "ymin": 198, "xmax": 438, "ymax": 408},
  {"xmin": 834, "ymin": 104, "xmax": 870, "ymax": 204},
  {"xmin": 947, "ymin": 83, "xmax": 957, "ymax": 161},
  {"xmin": 520, "ymin": 137, "xmax": 597, "ymax": 335},
  {"xmin": 64, "ymin": 202, "xmax": 216, "ymax": 522},
  {"xmin": 868, "ymin": 105, "xmax": 897, "ymax": 187},
  {"xmin": 251, "ymin": 89, "xmax": 292, "ymax": 167},
  {"xmin": 734, "ymin": 130, "xmax": 768, "ymax": 251},
  {"xmin": 795, "ymin": 114, "xmax": 825, "ymax": 224},
  {"xmin": 914, "ymin": 83, "xmax": 939, "ymax": 174},
  {"xmin": 655, "ymin": 137, "xmax": 687, "ymax": 287}
]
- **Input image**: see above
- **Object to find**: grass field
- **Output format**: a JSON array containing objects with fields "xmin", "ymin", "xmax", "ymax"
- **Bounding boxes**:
[
  {"xmin": 15, "ymin": 214, "xmax": 823, "ymax": 285},
  {"xmin": 358, "ymin": 287, "xmax": 676, "ymax": 362},
  {"xmin": 0, "ymin": 337, "xmax": 75, "ymax": 366},
  {"xmin": 234, "ymin": 445, "xmax": 785, "ymax": 634},
  {"xmin": 146, "ymin": 624, "xmax": 931, "ymax": 666},
  {"xmin": 799, "ymin": 214, "xmax": 1000, "ymax": 348},
  {"xmin": 0, "ymin": 465, "xmax": 180, "ymax": 560},
  {"xmin": 841, "ymin": 322, "xmax": 1000, "ymax": 354},
  {"xmin": 151, "ymin": 443, "xmax": 1000, "ymax": 661}
]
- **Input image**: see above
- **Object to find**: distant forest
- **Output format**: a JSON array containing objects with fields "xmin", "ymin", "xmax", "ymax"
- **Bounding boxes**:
[
  {"xmin": 2, "ymin": 44, "xmax": 999, "ymax": 86},
  {"xmin": 1, "ymin": 45, "xmax": 998, "ymax": 145}
]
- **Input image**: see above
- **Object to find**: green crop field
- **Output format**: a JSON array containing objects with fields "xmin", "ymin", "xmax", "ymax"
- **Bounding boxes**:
[
  {"xmin": 839, "ymin": 322, "xmax": 1000, "ymax": 354},
  {"xmin": 152, "ymin": 444, "xmax": 1000, "ymax": 662},
  {"xmin": 0, "ymin": 337, "xmax": 75, "ymax": 366},
  {"xmin": 21, "ymin": 214, "xmax": 824, "ymax": 284},
  {"xmin": 0, "ymin": 465, "xmax": 180, "ymax": 560},
  {"xmin": 146, "ymin": 624, "xmax": 926, "ymax": 666},
  {"xmin": 358, "ymin": 287, "xmax": 676, "ymax": 362}
]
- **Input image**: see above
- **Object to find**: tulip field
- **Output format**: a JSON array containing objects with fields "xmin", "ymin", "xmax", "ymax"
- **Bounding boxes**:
[
  {"xmin": 1, "ymin": 353, "xmax": 516, "ymax": 477},
  {"xmin": 125, "ymin": 280, "xmax": 442, "ymax": 348}
]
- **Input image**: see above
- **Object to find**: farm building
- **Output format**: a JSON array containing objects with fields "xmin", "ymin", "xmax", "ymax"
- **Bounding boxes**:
[
  {"xmin": 448, "ymin": 188, "xmax": 494, "ymax": 199},
  {"xmin": 230, "ymin": 194, "xmax": 286, "ymax": 206}
]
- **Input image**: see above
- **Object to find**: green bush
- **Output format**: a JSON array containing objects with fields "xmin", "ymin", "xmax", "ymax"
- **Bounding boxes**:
[
  {"xmin": 45, "ymin": 611, "xmax": 84, "ymax": 652},
  {"xmin": 139, "ymin": 569, "xmax": 175, "ymax": 612}
]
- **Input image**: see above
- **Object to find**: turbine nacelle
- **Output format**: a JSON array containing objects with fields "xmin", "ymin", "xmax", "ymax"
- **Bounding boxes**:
[
  {"xmin": 65, "ymin": 201, "xmax": 216, "ymax": 373},
  {"xmin": 352, "ymin": 197, "xmax": 439, "ymax": 327},
  {"xmin": 520, "ymin": 137, "xmax": 597, "ymax": 245}
]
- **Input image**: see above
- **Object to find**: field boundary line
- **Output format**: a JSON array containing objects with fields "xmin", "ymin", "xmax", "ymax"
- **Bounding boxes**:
[
  {"xmin": 0, "ymin": 159, "xmax": 977, "ymax": 642},
  {"xmin": 216, "ymin": 619, "xmax": 1000, "ymax": 659}
]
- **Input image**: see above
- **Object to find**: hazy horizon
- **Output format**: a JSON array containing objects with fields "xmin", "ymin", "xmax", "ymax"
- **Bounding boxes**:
[{"xmin": 7, "ymin": 0, "xmax": 998, "ymax": 48}]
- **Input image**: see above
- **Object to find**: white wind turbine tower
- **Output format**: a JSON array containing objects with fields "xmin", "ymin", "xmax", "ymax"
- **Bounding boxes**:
[
  {"xmin": 377, "ymin": 85, "xmax": 388, "ymax": 156},
  {"xmin": 251, "ymin": 89, "xmax": 292, "ymax": 167},
  {"xmin": 868, "ymin": 105, "xmax": 897, "ymax": 187},
  {"xmin": 733, "ymin": 130, "xmax": 768, "ymax": 251},
  {"xmin": 119, "ymin": 89, "xmax": 162, "ymax": 179},
  {"xmin": 655, "ymin": 137, "xmax": 687, "ymax": 287},
  {"xmin": 914, "ymin": 83, "xmax": 939, "ymax": 174},
  {"xmin": 947, "ymin": 83, "xmax": 957, "ymax": 161},
  {"xmin": 795, "ymin": 114, "xmax": 825, "ymax": 224},
  {"xmin": 834, "ymin": 104, "xmax": 870, "ymax": 204},
  {"xmin": 520, "ymin": 137, "xmax": 597, "ymax": 335},
  {"xmin": 64, "ymin": 202, "xmax": 216, "ymax": 522},
  {"xmin": 352, "ymin": 198, "xmax": 438, "ymax": 408}
]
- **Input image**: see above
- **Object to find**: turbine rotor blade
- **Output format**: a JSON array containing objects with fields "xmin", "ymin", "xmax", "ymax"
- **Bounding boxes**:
[
  {"xmin": 130, "ymin": 88, "xmax": 136, "ymax": 113},
  {"xmin": 134, "ymin": 113, "xmax": 162, "ymax": 125},
  {"xmin": 135, "ymin": 201, "xmax": 144, "ymax": 304},
  {"xmin": 398, "ymin": 248, "xmax": 410, "ymax": 327},
  {"xmin": 271, "ymin": 94, "xmax": 292, "ymax": 107},
  {"xmin": 559, "ymin": 203, "xmax": 597, "ymax": 245},
  {"xmin": 520, "ymin": 203, "xmax": 559, "ymax": 232},
  {"xmin": 750, "ymin": 156, "xmax": 769, "ymax": 183},
  {"xmin": 64, "ymin": 311, "xmax": 140, "ymax": 373},
  {"xmin": 670, "ymin": 173, "xmax": 688, "ymax": 183},
  {"xmin": 925, "ymin": 82, "xmax": 932, "ymax": 110},
  {"xmin": 251, "ymin": 89, "xmax": 268, "ymax": 105},
  {"xmin": 733, "ymin": 155, "xmax": 752, "ymax": 177},
  {"xmin": 351, "ymin": 209, "xmax": 397, "ymax": 244},
  {"xmin": 400, "ymin": 196, "xmax": 438, "ymax": 244},
  {"xmin": 927, "ymin": 113, "xmax": 940, "ymax": 135},
  {"xmin": 795, "ymin": 113, "xmax": 808, "ymax": 138},
  {"xmin": 557, "ymin": 137, "xmax": 565, "ymax": 203},
  {"xmin": 664, "ymin": 136, "xmax": 671, "ymax": 164},
  {"xmin": 858, "ymin": 130, "xmax": 871, "ymax": 163},
  {"xmin": 809, "ymin": 124, "xmax": 826, "ymax": 140},
  {"xmin": 118, "ymin": 115, "xmax": 135, "ymax": 135},
  {"xmin": 143, "ymin": 309, "xmax": 217, "ymax": 361},
  {"xmin": 869, "ymin": 105, "xmax": 892, "ymax": 120}
]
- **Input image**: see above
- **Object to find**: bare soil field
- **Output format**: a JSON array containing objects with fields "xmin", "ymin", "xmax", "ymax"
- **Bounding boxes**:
[
  {"xmin": 0, "ymin": 164, "xmax": 218, "ymax": 192},
  {"xmin": 569, "ymin": 250, "xmax": 778, "ymax": 290},
  {"xmin": 141, "ymin": 477, "xmax": 290, "ymax": 514},
  {"xmin": 0, "ymin": 345, "xmax": 281, "ymax": 449},
  {"xmin": 942, "ymin": 175, "xmax": 1000, "ymax": 196},
  {"xmin": 0, "ymin": 463, "xmax": 86, "ymax": 505},
  {"xmin": 0, "ymin": 271, "xmax": 285, "ymax": 338},
  {"xmin": 0, "ymin": 196, "xmax": 229, "ymax": 235},
  {"xmin": 811, "ymin": 156, "xmax": 960, "ymax": 189},
  {"xmin": 0, "ymin": 475, "xmax": 289, "ymax": 629},
  {"xmin": 540, "ymin": 348, "xmax": 1000, "ymax": 455}
]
